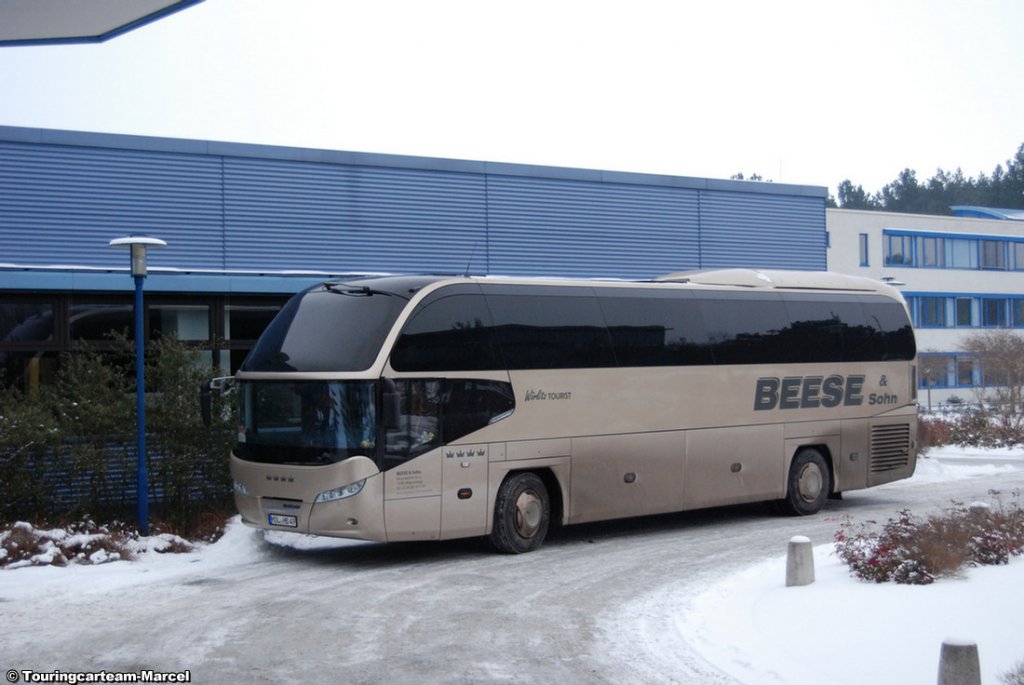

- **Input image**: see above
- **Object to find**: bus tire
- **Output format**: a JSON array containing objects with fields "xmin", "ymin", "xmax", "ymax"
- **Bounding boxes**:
[
  {"xmin": 490, "ymin": 472, "xmax": 550, "ymax": 553},
  {"xmin": 780, "ymin": 448, "xmax": 831, "ymax": 516}
]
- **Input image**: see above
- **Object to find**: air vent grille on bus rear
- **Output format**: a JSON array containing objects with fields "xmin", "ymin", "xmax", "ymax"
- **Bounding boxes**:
[{"xmin": 870, "ymin": 424, "xmax": 911, "ymax": 473}]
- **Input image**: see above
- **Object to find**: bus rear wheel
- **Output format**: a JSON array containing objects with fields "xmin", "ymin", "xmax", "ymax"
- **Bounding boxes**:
[
  {"xmin": 490, "ymin": 472, "xmax": 550, "ymax": 553},
  {"xmin": 780, "ymin": 448, "xmax": 831, "ymax": 516}
]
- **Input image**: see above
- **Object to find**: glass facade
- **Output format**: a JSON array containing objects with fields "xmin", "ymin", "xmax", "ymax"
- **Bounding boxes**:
[
  {"xmin": 884, "ymin": 230, "xmax": 1024, "ymax": 271},
  {"xmin": 0, "ymin": 292, "xmax": 288, "ymax": 392},
  {"xmin": 883, "ymin": 226, "xmax": 1024, "ymax": 395}
]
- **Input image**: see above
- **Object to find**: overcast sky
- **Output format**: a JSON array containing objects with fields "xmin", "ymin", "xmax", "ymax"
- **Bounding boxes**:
[{"xmin": 1, "ymin": 0, "xmax": 1022, "ymax": 195}]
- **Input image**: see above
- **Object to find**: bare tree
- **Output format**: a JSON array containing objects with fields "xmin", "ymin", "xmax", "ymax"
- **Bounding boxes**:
[
  {"xmin": 918, "ymin": 351, "xmax": 952, "ymax": 412},
  {"xmin": 960, "ymin": 329, "xmax": 1024, "ymax": 430}
]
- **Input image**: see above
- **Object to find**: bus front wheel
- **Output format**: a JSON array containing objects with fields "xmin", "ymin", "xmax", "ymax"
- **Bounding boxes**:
[
  {"xmin": 780, "ymin": 448, "xmax": 831, "ymax": 516},
  {"xmin": 490, "ymin": 472, "xmax": 550, "ymax": 553}
]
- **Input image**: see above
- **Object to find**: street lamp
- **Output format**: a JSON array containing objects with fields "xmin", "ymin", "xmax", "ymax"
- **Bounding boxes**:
[{"xmin": 108, "ymin": 235, "xmax": 167, "ymax": 536}]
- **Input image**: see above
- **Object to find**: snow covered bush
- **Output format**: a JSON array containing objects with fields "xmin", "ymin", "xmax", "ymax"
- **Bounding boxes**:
[
  {"xmin": 919, "ymin": 401, "xmax": 1024, "ymax": 451},
  {"xmin": 917, "ymin": 415, "xmax": 952, "ymax": 452},
  {"xmin": 834, "ymin": 493, "xmax": 1024, "ymax": 585},
  {"xmin": 0, "ymin": 516, "xmax": 197, "ymax": 569}
]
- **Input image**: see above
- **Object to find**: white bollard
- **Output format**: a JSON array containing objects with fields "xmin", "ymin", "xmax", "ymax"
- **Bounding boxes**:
[
  {"xmin": 937, "ymin": 639, "xmax": 981, "ymax": 685},
  {"xmin": 785, "ymin": 535, "xmax": 815, "ymax": 587}
]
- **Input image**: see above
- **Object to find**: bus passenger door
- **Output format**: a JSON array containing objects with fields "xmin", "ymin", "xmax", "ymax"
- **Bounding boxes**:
[{"xmin": 441, "ymin": 443, "xmax": 490, "ymax": 538}]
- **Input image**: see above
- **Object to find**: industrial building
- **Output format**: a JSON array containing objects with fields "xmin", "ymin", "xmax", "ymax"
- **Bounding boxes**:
[{"xmin": 0, "ymin": 125, "xmax": 828, "ymax": 390}]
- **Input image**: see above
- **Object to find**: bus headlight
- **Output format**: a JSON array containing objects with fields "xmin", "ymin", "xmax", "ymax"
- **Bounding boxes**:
[
  {"xmin": 233, "ymin": 480, "xmax": 250, "ymax": 496},
  {"xmin": 315, "ymin": 478, "xmax": 367, "ymax": 503}
]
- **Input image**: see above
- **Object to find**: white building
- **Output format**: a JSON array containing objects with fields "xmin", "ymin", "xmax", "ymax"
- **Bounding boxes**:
[{"xmin": 827, "ymin": 206, "xmax": 1024, "ymax": 408}]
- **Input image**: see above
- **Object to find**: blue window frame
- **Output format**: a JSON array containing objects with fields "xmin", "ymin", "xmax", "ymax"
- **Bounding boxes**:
[
  {"xmin": 918, "ymin": 236, "xmax": 944, "ymax": 267},
  {"xmin": 919, "ymin": 296, "xmax": 946, "ymax": 327},
  {"xmin": 858, "ymin": 233, "xmax": 869, "ymax": 266},
  {"xmin": 955, "ymin": 297, "xmax": 973, "ymax": 327},
  {"xmin": 1014, "ymin": 243, "xmax": 1024, "ymax": 271},
  {"xmin": 980, "ymin": 240, "xmax": 1007, "ymax": 270},
  {"xmin": 956, "ymin": 358, "xmax": 974, "ymax": 387},
  {"xmin": 884, "ymin": 230, "xmax": 1024, "ymax": 272},
  {"xmin": 1014, "ymin": 299, "xmax": 1024, "ymax": 328},
  {"xmin": 982, "ymin": 298, "xmax": 1007, "ymax": 327},
  {"xmin": 919, "ymin": 354, "xmax": 952, "ymax": 388},
  {"xmin": 947, "ymin": 238, "xmax": 976, "ymax": 269},
  {"xmin": 885, "ymin": 234, "xmax": 913, "ymax": 266}
]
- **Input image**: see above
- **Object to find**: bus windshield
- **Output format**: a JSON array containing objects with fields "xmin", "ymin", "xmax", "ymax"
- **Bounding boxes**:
[
  {"xmin": 241, "ymin": 283, "xmax": 409, "ymax": 373},
  {"xmin": 236, "ymin": 380, "xmax": 376, "ymax": 465}
]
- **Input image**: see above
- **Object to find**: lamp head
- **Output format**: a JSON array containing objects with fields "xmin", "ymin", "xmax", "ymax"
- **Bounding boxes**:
[{"xmin": 108, "ymin": 236, "xmax": 167, "ymax": 277}]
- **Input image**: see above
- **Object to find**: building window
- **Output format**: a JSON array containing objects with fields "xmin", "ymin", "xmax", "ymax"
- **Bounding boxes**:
[
  {"xmin": 979, "ymin": 240, "xmax": 1007, "ymax": 270},
  {"xmin": 918, "ymin": 236, "xmax": 944, "ymax": 267},
  {"xmin": 150, "ymin": 304, "xmax": 211, "ymax": 342},
  {"xmin": 1, "ymin": 301, "xmax": 55, "ymax": 343},
  {"xmin": 948, "ymin": 238, "xmax": 976, "ymax": 269},
  {"xmin": 1014, "ymin": 243, "xmax": 1024, "ymax": 271},
  {"xmin": 919, "ymin": 297, "xmax": 946, "ymax": 327},
  {"xmin": 0, "ymin": 298, "xmax": 61, "ymax": 392},
  {"xmin": 69, "ymin": 301, "xmax": 134, "ymax": 342},
  {"xmin": 223, "ymin": 302, "xmax": 288, "ymax": 372},
  {"xmin": 920, "ymin": 355, "xmax": 952, "ymax": 388},
  {"xmin": 982, "ymin": 298, "xmax": 1008, "ymax": 327},
  {"xmin": 957, "ymin": 358, "xmax": 974, "ymax": 387},
  {"xmin": 858, "ymin": 233, "xmax": 869, "ymax": 266},
  {"xmin": 983, "ymin": 365, "xmax": 1009, "ymax": 388},
  {"xmin": 0, "ymin": 293, "xmax": 287, "ymax": 391},
  {"xmin": 1014, "ymin": 299, "xmax": 1024, "ymax": 328},
  {"xmin": 955, "ymin": 297, "xmax": 973, "ymax": 327},
  {"xmin": 885, "ymin": 234, "xmax": 913, "ymax": 266}
]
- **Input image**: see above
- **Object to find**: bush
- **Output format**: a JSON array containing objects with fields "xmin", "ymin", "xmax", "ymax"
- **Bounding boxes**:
[
  {"xmin": 146, "ymin": 335, "xmax": 234, "ymax": 532},
  {"xmin": 918, "ymin": 415, "xmax": 952, "ymax": 452},
  {"xmin": 0, "ymin": 515, "xmax": 201, "ymax": 569},
  {"xmin": 834, "ymin": 493, "xmax": 1024, "ymax": 585},
  {"xmin": 0, "ymin": 335, "xmax": 235, "ymax": 535},
  {"xmin": 921, "ymin": 406, "xmax": 1024, "ymax": 450}
]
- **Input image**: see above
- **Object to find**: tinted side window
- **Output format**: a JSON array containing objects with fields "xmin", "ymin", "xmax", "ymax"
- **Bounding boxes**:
[
  {"xmin": 865, "ymin": 299, "xmax": 916, "ymax": 360},
  {"xmin": 597, "ymin": 289, "xmax": 714, "ymax": 366},
  {"xmin": 382, "ymin": 378, "xmax": 514, "ymax": 471},
  {"xmin": 391, "ymin": 290, "xmax": 502, "ymax": 371},
  {"xmin": 383, "ymin": 379, "xmax": 442, "ymax": 469},
  {"xmin": 695, "ymin": 293, "xmax": 793, "ymax": 365},
  {"xmin": 441, "ymin": 379, "xmax": 515, "ymax": 443},
  {"xmin": 783, "ymin": 294, "xmax": 873, "ymax": 363},
  {"xmin": 483, "ymin": 287, "xmax": 616, "ymax": 369}
]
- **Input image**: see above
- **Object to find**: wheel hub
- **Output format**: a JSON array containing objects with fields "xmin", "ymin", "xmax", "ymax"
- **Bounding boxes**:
[
  {"xmin": 797, "ymin": 464, "xmax": 823, "ymax": 502},
  {"xmin": 514, "ymin": 490, "xmax": 542, "ymax": 538}
]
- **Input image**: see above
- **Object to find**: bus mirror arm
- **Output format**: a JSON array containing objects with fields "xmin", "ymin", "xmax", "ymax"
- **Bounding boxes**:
[{"xmin": 200, "ymin": 376, "xmax": 235, "ymax": 427}]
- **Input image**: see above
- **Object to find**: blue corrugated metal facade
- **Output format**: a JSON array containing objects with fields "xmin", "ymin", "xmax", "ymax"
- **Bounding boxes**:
[{"xmin": 0, "ymin": 125, "xmax": 827, "ymax": 291}]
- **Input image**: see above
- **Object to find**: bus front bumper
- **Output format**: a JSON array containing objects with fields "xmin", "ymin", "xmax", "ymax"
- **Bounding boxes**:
[{"xmin": 230, "ymin": 453, "xmax": 387, "ymax": 542}]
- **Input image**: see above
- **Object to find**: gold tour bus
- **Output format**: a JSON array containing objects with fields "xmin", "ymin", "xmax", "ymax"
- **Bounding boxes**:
[{"xmin": 204, "ymin": 269, "xmax": 917, "ymax": 553}]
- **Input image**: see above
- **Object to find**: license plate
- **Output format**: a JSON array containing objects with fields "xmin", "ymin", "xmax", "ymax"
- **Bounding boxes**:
[{"xmin": 268, "ymin": 513, "xmax": 298, "ymax": 528}]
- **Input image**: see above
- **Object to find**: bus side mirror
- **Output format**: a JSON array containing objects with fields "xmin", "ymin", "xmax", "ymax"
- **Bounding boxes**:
[{"xmin": 200, "ymin": 376, "xmax": 235, "ymax": 427}]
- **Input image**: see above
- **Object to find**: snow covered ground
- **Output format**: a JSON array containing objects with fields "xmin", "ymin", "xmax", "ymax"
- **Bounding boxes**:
[
  {"xmin": 675, "ymin": 445, "xmax": 1024, "ymax": 685},
  {"xmin": 2, "ymin": 445, "xmax": 1022, "ymax": 684}
]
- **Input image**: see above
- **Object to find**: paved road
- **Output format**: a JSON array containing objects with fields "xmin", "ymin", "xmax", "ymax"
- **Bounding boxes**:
[{"xmin": 3, "ymin": 460, "xmax": 1023, "ymax": 685}]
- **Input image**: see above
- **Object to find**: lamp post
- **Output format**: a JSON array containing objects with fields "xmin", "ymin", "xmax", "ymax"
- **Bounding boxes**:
[{"xmin": 109, "ymin": 236, "xmax": 166, "ymax": 536}]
